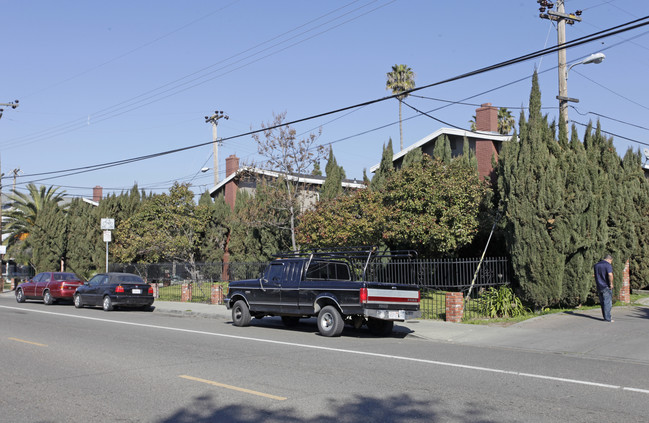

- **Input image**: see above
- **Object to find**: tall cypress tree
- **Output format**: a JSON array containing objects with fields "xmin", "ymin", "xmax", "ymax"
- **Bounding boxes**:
[
  {"xmin": 558, "ymin": 125, "xmax": 595, "ymax": 305},
  {"xmin": 321, "ymin": 146, "xmax": 343, "ymax": 201},
  {"xmin": 497, "ymin": 71, "xmax": 565, "ymax": 307},
  {"xmin": 432, "ymin": 134, "xmax": 452, "ymax": 164},
  {"xmin": 370, "ymin": 138, "xmax": 394, "ymax": 191}
]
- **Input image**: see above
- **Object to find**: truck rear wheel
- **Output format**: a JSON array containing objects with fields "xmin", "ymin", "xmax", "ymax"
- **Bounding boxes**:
[
  {"xmin": 367, "ymin": 318, "xmax": 394, "ymax": 336},
  {"xmin": 317, "ymin": 306, "xmax": 344, "ymax": 337},
  {"xmin": 232, "ymin": 300, "xmax": 252, "ymax": 327}
]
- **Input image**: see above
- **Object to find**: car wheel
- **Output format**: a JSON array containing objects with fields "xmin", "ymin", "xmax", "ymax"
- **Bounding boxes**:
[
  {"xmin": 74, "ymin": 294, "xmax": 84, "ymax": 309},
  {"xmin": 139, "ymin": 305, "xmax": 153, "ymax": 312},
  {"xmin": 15, "ymin": 288, "xmax": 25, "ymax": 303},
  {"xmin": 232, "ymin": 300, "xmax": 251, "ymax": 327},
  {"xmin": 102, "ymin": 296, "xmax": 114, "ymax": 311},
  {"xmin": 367, "ymin": 318, "xmax": 394, "ymax": 336},
  {"xmin": 43, "ymin": 290, "xmax": 54, "ymax": 305},
  {"xmin": 281, "ymin": 316, "xmax": 300, "ymax": 327},
  {"xmin": 317, "ymin": 305, "xmax": 344, "ymax": 337}
]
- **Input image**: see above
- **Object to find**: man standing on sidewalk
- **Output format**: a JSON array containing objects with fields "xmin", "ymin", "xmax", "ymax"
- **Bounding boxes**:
[{"xmin": 594, "ymin": 254, "xmax": 614, "ymax": 322}]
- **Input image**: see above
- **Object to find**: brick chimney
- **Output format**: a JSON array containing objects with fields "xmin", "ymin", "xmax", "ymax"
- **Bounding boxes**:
[
  {"xmin": 475, "ymin": 103, "xmax": 498, "ymax": 132},
  {"xmin": 93, "ymin": 186, "xmax": 103, "ymax": 202},
  {"xmin": 474, "ymin": 103, "xmax": 499, "ymax": 181},
  {"xmin": 224, "ymin": 155, "xmax": 240, "ymax": 211}
]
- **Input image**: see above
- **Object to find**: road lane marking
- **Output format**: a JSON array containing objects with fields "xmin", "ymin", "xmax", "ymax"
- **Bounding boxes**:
[
  {"xmin": 2, "ymin": 304, "xmax": 648, "ymax": 395},
  {"xmin": 8, "ymin": 337, "xmax": 47, "ymax": 347},
  {"xmin": 179, "ymin": 375, "xmax": 287, "ymax": 401}
]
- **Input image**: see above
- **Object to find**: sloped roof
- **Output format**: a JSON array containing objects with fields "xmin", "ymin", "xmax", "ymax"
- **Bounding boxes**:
[
  {"xmin": 209, "ymin": 166, "xmax": 366, "ymax": 197},
  {"xmin": 369, "ymin": 127, "xmax": 513, "ymax": 173}
]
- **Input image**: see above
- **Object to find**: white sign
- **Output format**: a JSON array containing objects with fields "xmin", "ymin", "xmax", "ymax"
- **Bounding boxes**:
[
  {"xmin": 0, "ymin": 246, "xmax": 6, "ymax": 255},
  {"xmin": 101, "ymin": 218, "xmax": 115, "ymax": 230},
  {"xmin": 103, "ymin": 230, "xmax": 112, "ymax": 243}
]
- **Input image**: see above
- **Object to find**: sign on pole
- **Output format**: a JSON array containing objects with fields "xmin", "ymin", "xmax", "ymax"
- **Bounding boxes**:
[
  {"xmin": 101, "ymin": 218, "xmax": 115, "ymax": 230},
  {"xmin": 101, "ymin": 218, "xmax": 114, "ymax": 272}
]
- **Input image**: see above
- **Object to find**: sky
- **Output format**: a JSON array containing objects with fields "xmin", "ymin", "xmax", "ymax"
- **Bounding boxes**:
[{"xmin": 1, "ymin": 0, "xmax": 649, "ymax": 201}]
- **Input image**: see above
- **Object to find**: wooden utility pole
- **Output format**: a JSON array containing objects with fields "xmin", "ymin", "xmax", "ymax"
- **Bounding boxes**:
[
  {"xmin": 538, "ymin": 0, "xmax": 582, "ymax": 125},
  {"xmin": 204, "ymin": 111, "xmax": 229, "ymax": 187},
  {"xmin": 0, "ymin": 100, "xmax": 19, "ymax": 287}
]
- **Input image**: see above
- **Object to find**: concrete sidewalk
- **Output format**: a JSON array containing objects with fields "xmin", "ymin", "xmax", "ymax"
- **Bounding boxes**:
[{"xmin": 151, "ymin": 297, "xmax": 649, "ymax": 363}]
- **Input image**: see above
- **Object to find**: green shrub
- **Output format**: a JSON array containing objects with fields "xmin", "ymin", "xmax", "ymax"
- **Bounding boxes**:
[{"xmin": 478, "ymin": 285, "xmax": 528, "ymax": 318}]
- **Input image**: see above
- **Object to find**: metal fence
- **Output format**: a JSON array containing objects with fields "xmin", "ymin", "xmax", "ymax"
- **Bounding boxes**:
[{"xmin": 110, "ymin": 257, "xmax": 511, "ymax": 320}]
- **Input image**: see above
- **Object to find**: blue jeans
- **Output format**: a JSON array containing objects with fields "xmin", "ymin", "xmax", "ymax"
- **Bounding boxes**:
[{"xmin": 598, "ymin": 288, "xmax": 612, "ymax": 322}]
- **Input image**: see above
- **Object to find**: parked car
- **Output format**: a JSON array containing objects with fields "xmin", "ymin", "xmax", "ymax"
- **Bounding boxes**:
[
  {"xmin": 74, "ymin": 273, "xmax": 154, "ymax": 311},
  {"xmin": 15, "ymin": 272, "xmax": 84, "ymax": 305}
]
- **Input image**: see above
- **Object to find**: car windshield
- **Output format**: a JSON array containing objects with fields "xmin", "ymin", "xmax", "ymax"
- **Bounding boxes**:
[
  {"xmin": 53, "ymin": 272, "xmax": 80, "ymax": 281},
  {"xmin": 114, "ymin": 275, "xmax": 144, "ymax": 284}
]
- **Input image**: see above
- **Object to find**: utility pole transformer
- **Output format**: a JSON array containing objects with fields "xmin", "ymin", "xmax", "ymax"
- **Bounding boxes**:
[
  {"xmin": 538, "ymin": 0, "xmax": 582, "ymax": 126},
  {"xmin": 204, "ymin": 111, "xmax": 229, "ymax": 187}
]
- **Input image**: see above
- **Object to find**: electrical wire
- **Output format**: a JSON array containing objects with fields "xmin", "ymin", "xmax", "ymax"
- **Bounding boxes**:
[
  {"xmin": 570, "ymin": 106, "xmax": 649, "ymax": 131},
  {"xmin": 7, "ymin": 16, "xmax": 649, "ymax": 187},
  {"xmin": 3, "ymin": 0, "xmax": 390, "ymax": 150}
]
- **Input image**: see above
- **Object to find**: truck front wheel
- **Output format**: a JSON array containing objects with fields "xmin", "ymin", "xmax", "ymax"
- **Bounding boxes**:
[
  {"xmin": 317, "ymin": 306, "xmax": 344, "ymax": 337},
  {"xmin": 232, "ymin": 300, "xmax": 252, "ymax": 327}
]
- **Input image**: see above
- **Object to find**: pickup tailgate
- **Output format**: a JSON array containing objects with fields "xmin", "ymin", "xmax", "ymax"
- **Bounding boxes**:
[{"xmin": 362, "ymin": 283, "xmax": 420, "ymax": 321}]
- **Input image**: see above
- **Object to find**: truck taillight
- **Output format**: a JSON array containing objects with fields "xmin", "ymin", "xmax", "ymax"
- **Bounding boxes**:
[
  {"xmin": 360, "ymin": 287, "xmax": 368, "ymax": 304},
  {"xmin": 115, "ymin": 285, "xmax": 125, "ymax": 293}
]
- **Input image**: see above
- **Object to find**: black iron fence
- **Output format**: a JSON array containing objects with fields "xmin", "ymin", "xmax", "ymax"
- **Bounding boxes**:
[{"xmin": 111, "ymin": 257, "xmax": 510, "ymax": 320}]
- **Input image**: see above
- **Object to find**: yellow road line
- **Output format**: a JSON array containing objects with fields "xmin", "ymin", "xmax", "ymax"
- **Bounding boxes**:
[
  {"xmin": 8, "ymin": 337, "xmax": 47, "ymax": 347},
  {"xmin": 178, "ymin": 375, "xmax": 287, "ymax": 401}
]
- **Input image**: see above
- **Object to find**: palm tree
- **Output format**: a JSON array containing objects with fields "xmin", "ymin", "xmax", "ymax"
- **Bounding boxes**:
[
  {"xmin": 4, "ymin": 184, "xmax": 66, "ymax": 246},
  {"xmin": 497, "ymin": 107, "xmax": 516, "ymax": 135},
  {"xmin": 469, "ymin": 115, "xmax": 477, "ymax": 131},
  {"xmin": 386, "ymin": 64, "xmax": 416, "ymax": 151}
]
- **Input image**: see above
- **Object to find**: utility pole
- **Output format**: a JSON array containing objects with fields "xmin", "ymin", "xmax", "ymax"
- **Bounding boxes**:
[
  {"xmin": 11, "ymin": 168, "xmax": 21, "ymax": 192},
  {"xmin": 538, "ymin": 0, "xmax": 582, "ymax": 126},
  {"xmin": 204, "ymin": 110, "xmax": 229, "ymax": 187},
  {"xmin": 0, "ymin": 100, "xmax": 18, "ymax": 288}
]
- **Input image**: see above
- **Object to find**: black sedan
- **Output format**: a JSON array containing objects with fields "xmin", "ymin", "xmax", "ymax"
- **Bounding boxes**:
[{"xmin": 74, "ymin": 273, "xmax": 154, "ymax": 311}]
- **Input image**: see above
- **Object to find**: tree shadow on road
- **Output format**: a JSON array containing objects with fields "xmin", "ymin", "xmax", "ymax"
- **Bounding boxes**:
[{"xmin": 158, "ymin": 392, "xmax": 501, "ymax": 423}]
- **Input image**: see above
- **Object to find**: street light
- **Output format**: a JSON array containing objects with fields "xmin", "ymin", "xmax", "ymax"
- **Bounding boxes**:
[
  {"xmin": 558, "ymin": 52, "xmax": 605, "ymax": 125},
  {"xmin": 566, "ymin": 52, "xmax": 606, "ymax": 79}
]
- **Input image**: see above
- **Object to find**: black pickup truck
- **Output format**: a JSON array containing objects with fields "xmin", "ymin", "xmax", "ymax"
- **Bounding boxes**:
[{"xmin": 224, "ymin": 249, "xmax": 421, "ymax": 337}]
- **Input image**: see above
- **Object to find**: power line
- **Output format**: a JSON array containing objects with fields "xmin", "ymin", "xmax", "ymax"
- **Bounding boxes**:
[
  {"xmin": 7, "ymin": 16, "xmax": 649, "ymax": 186},
  {"xmin": 572, "ymin": 120, "xmax": 648, "ymax": 146},
  {"xmin": 570, "ymin": 106, "xmax": 649, "ymax": 131},
  {"xmin": 3, "ymin": 0, "xmax": 390, "ymax": 150}
]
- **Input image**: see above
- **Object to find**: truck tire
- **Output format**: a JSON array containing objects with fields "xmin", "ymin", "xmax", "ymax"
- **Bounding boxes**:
[
  {"xmin": 317, "ymin": 306, "xmax": 344, "ymax": 337},
  {"xmin": 232, "ymin": 300, "xmax": 252, "ymax": 327},
  {"xmin": 367, "ymin": 318, "xmax": 394, "ymax": 336}
]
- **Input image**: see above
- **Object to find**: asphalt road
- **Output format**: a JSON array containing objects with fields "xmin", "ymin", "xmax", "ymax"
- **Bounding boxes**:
[{"xmin": 2, "ymin": 295, "xmax": 649, "ymax": 422}]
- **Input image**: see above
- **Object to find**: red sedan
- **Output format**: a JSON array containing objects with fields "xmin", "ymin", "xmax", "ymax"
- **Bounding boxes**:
[{"xmin": 16, "ymin": 272, "xmax": 84, "ymax": 305}]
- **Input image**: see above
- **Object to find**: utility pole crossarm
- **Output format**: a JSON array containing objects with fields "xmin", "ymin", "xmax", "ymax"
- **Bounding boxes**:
[{"xmin": 204, "ymin": 110, "xmax": 229, "ymax": 187}]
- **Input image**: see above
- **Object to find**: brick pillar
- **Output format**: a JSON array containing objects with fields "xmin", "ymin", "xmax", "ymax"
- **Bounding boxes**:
[
  {"xmin": 181, "ymin": 283, "xmax": 192, "ymax": 302},
  {"xmin": 620, "ymin": 259, "xmax": 630, "ymax": 304},
  {"xmin": 151, "ymin": 283, "xmax": 160, "ymax": 299},
  {"xmin": 445, "ymin": 292, "xmax": 464, "ymax": 322},
  {"xmin": 211, "ymin": 284, "xmax": 224, "ymax": 304}
]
